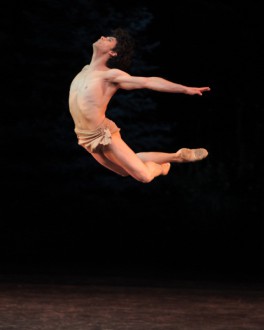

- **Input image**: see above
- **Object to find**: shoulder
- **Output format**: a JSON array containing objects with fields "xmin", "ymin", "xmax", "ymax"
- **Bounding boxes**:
[
  {"xmin": 105, "ymin": 68, "xmax": 130, "ymax": 79},
  {"xmin": 82, "ymin": 64, "xmax": 90, "ymax": 71},
  {"xmin": 72, "ymin": 64, "xmax": 89, "ymax": 80}
]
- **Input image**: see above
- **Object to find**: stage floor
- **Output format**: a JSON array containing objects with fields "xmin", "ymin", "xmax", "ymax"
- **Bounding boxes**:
[{"xmin": 0, "ymin": 271, "xmax": 264, "ymax": 330}]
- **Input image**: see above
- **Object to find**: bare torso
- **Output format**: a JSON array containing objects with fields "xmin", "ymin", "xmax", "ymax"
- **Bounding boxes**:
[{"xmin": 69, "ymin": 65, "xmax": 118, "ymax": 130}]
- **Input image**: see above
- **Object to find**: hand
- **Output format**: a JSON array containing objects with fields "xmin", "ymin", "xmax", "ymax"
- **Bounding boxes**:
[{"xmin": 187, "ymin": 86, "xmax": 211, "ymax": 96}]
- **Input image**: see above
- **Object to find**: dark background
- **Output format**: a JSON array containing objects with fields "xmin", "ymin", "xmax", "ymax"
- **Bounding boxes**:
[{"xmin": 2, "ymin": 0, "xmax": 263, "ymax": 281}]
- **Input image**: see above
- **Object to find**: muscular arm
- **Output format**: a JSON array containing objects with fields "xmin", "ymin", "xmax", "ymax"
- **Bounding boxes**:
[{"xmin": 107, "ymin": 69, "xmax": 210, "ymax": 96}]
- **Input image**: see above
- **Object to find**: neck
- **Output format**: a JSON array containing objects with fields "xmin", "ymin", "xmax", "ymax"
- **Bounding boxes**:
[{"xmin": 90, "ymin": 52, "xmax": 109, "ymax": 70}]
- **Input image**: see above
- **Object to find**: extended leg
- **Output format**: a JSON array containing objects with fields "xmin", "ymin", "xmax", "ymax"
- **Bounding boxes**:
[{"xmin": 136, "ymin": 148, "xmax": 208, "ymax": 164}]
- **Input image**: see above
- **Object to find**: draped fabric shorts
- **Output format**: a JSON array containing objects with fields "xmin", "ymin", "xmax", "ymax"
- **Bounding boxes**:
[{"xmin": 74, "ymin": 117, "xmax": 120, "ymax": 153}]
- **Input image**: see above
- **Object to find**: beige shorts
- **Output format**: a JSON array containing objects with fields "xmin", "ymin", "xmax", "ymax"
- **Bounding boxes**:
[{"xmin": 74, "ymin": 117, "xmax": 120, "ymax": 153}]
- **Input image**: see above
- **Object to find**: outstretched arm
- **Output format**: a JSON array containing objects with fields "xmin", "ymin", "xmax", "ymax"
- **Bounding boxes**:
[
  {"xmin": 108, "ymin": 69, "xmax": 210, "ymax": 96},
  {"xmin": 143, "ymin": 77, "xmax": 210, "ymax": 95}
]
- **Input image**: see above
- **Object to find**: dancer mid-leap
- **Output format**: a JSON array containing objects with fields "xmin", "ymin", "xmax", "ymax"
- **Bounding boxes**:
[{"xmin": 69, "ymin": 28, "xmax": 211, "ymax": 183}]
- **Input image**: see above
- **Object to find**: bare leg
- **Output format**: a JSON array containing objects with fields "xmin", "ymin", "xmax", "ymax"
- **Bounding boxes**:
[
  {"xmin": 88, "ymin": 131, "xmax": 207, "ymax": 183},
  {"xmin": 93, "ymin": 151, "xmax": 171, "ymax": 182},
  {"xmin": 92, "ymin": 152, "xmax": 130, "ymax": 177},
  {"xmin": 91, "ymin": 132, "xmax": 171, "ymax": 183},
  {"xmin": 137, "ymin": 148, "xmax": 208, "ymax": 164}
]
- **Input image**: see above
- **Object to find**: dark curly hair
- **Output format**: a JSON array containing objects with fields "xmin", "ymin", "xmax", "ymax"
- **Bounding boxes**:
[{"xmin": 106, "ymin": 28, "xmax": 135, "ymax": 71}]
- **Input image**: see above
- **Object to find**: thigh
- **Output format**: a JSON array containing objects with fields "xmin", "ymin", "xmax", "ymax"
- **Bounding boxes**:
[
  {"xmin": 91, "ymin": 152, "xmax": 129, "ymax": 177},
  {"xmin": 103, "ymin": 131, "xmax": 147, "ymax": 174}
]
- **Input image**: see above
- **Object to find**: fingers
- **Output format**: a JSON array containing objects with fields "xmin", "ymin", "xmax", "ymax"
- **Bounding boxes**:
[
  {"xmin": 199, "ymin": 86, "xmax": 211, "ymax": 95},
  {"xmin": 191, "ymin": 86, "xmax": 211, "ymax": 95}
]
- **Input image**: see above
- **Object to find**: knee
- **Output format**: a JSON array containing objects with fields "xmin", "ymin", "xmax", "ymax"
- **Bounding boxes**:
[{"xmin": 134, "ymin": 171, "xmax": 153, "ymax": 183}]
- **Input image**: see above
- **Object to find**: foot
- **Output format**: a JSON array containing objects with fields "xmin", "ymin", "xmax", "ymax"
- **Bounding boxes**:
[
  {"xmin": 175, "ymin": 148, "xmax": 208, "ymax": 162},
  {"xmin": 161, "ymin": 162, "xmax": 171, "ymax": 175}
]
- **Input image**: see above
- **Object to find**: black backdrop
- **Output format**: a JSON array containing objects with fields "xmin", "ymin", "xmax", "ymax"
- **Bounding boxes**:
[{"xmin": 2, "ymin": 0, "xmax": 263, "ymax": 280}]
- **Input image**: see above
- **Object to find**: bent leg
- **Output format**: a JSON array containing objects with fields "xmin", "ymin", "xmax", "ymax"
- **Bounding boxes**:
[
  {"xmin": 91, "ymin": 152, "xmax": 129, "ymax": 177},
  {"xmin": 100, "ymin": 132, "xmax": 171, "ymax": 183},
  {"xmin": 88, "ymin": 131, "xmax": 207, "ymax": 182}
]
